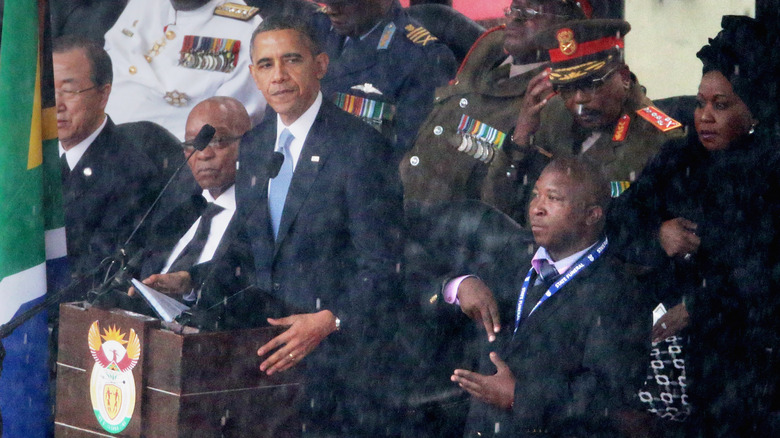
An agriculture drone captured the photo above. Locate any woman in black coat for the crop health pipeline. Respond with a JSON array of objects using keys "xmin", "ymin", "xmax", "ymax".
[{"xmin": 610, "ymin": 15, "xmax": 779, "ymax": 437}]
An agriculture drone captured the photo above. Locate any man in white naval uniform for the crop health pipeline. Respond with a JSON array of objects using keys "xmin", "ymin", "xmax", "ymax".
[{"xmin": 104, "ymin": 0, "xmax": 265, "ymax": 140}]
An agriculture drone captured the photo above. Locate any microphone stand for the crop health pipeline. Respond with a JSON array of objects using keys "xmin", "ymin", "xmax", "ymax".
[
  {"xmin": 86, "ymin": 124, "xmax": 216, "ymax": 307},
  {"xmin": 0, "ymin": 125, "xmax": 218, "ymax": 339}
]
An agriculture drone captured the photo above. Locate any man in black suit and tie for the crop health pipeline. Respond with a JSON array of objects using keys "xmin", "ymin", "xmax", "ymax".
[
  {"xmin": 130, "ymin": 96, "xmax": 252, "ymax": 311},
  {"xmin": 241, "ymin": 16, "xmax": 404, "ymax": 435},
  {"xmin": 447, "ymin": 157, "xmax": 649, "ymax": 437},
  {"xmin": 53, "ymin": 35, "xmax": 175, "ymax": 289}
]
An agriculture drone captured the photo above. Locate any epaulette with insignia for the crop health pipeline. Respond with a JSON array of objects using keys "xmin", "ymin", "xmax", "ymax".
[
  {"xmin": 334, "ymin": 92, "xmax": 395, "ymax": 130},
  {"xmin": 179, "ymin": 36, "xmax": 240, "ymax": 73},
  {"xmin": 610, "ymin": 181, "xmax": 631, "ymax": 197},
  {"xmin": 636, "ymin": 106, "xmax": 683, "ymax": 132},
  {"xmin": 451, "ymin": 114, "xmax": 507, "ymax": 164},
  {"xmin": 404, "ymin": 24, "xmax": 438, "ymax": 47},
  {"xmin": 214, "ymin": 2, "xmax": 259, "ymax": 21},
  {"xmin": 377, "ymin": 23, "xmax": 396, "ymax": 50},
  {"xmin": 612, "ymin": 114, "xmax": 631, "ymax": 142}
]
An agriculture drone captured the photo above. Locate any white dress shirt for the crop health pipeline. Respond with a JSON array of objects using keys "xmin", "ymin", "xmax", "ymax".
[
  {"xmin": 161, "ymin": 184, "xmax": 236, "ymax": 274},
  {"xmin": 58, "ymin": 116, "xmax": 108, "ymax": 169},
  {"xmin": 273, "ymin": 91, "xmax": 323, "ymax": 171}
]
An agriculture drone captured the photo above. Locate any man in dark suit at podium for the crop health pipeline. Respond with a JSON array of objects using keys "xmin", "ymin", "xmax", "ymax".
[
  {"xmin": 241, "ymin": 16, "xmax": 404, "ymax": 435},
  {"xmin": 132, "ymin": 96, "xmax": 252, "ymax": 310},
  {"xmin": 146, "ymin": 16, "xmax": 404, "ymax": 434}
]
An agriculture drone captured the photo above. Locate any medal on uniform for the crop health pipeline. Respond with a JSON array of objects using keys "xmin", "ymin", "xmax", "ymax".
[
  {"xmin": 178, "ymin": 35, "xmax": 241, "ymax": 73},
  {"xmin": 452, "ymin": 114, "xmax": 507, "ymax": 164}
]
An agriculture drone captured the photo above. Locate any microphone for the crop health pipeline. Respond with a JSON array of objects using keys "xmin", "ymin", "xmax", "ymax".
[
  {"xmin": 121, "ymin": 124, "xmax": 216, "ymax": 250},
  {"xmin": 268, "ymin": 152, "xmax": 285, "ymax": 178},
  {"xmin": 87, "ymin": 124, "xmax": 217, "ymax": 306},
  {"xmin": 191, "ymin": 124, "xmax": 216, "ymax": 151}
]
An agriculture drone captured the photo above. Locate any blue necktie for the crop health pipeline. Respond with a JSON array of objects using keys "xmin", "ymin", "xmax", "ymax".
[{"xmin": 269, "ymin": 128, "xmax": 294, "ymax": 239}]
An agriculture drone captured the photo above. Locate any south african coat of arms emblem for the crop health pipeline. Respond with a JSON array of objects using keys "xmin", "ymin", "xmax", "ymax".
[{"xmin": 87, "ymin": 321, "xmax": 140, "ymax": 434}]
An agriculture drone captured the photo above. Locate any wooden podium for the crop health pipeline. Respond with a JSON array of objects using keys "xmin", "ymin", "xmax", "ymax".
[{"xmin": 54, "ymin": 302, "xmax": 303, "ymax": 437}]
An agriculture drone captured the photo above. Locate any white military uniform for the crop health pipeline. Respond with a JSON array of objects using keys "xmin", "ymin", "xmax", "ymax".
[{"xmin": 104, "ymin": 0, "xmax": 265, "ymax": 140}]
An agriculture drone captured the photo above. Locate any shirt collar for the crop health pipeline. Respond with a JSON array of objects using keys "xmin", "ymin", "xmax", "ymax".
[
  {"xmin": 202, "ymin": 184, "xmax": 236, "ymax": 211},
  {"xmin": 275, "ymin": 91, "xmax": 322, "ymax": 149},
  {"xmin": 501, "ymin": 56, "xmax": 546, "ymax": 79},
  {"xmin": 58, "ymin": 116, "xmax": 108, "ymax": 170},
  {"xmin": 531, "ymin": 239, "xmax": 603, "ymax": 277}
]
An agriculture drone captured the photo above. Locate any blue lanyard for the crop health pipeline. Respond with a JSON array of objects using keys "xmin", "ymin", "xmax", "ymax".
[{"xmin": 514, "ymin": 238, "xmax": 609, "ymax": 334}]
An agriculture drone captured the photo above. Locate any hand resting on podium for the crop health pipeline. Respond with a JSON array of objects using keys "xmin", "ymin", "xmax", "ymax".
[{"xmin": 256, "ymin": 310, "xmax": 339, "ymax": 376}]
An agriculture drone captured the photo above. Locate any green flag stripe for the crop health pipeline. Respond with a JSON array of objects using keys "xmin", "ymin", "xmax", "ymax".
[{"xmin": 0, "ymin": 0, "xmax": 46, "ymax": 279}]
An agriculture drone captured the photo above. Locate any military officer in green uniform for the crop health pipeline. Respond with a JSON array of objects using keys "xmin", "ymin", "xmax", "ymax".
[
  {"xmin": 513, "ymin": 19, "xmax": 685, "ymax": 199},
  {"xmin": 400, "ymin": 0, "xmax": 586, "ymax": 223}
]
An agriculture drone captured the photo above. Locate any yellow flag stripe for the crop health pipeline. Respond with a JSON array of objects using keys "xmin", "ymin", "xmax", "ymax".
[{"xmin": 27, "ymin": 49, "xmax": 43, "ymax": 170}]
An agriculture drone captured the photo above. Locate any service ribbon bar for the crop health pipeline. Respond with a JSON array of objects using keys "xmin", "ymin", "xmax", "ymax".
[
  {"xmin": 334, "ymin": 93, "xmax": 394, "ymax": 122},
  {"xmin": 457, "ymin": 114, "xmax": 506, "ymax": 149},
  {"xmin": 610, "ymin": 180, "xmax": 631, "ymax": 198}
]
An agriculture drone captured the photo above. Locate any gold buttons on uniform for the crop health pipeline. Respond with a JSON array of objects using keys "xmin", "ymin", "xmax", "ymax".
[{"xmin": 129, "ymin": 66, "xmax": 137, "ymax": 74}]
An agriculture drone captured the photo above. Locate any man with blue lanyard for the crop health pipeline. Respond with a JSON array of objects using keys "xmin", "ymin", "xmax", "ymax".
[{"xmin": 445, "ymin": 157, "xmax": 649, "ymax": 436}]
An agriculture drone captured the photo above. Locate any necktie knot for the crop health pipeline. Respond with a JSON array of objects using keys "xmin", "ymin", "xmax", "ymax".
[
  {"xmin": 197, "ymin": 202, "xmax": 224, "ymax": 236},
  {"xmin": 537, "ymin": 260, "xmax": 559, "ymax": 285},
  {"xmin": 278, "ymin": 128, "xmax": 295, "ymax": 154}
]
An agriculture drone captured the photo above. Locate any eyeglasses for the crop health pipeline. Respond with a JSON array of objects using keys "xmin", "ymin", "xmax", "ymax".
[
  {"xmin": 55, "ymin": 84, "xmax": 101, "ymax": 100},
  {"xmin": 552, "ymin": 67, "xmax": 620, "ymax": 99},
  {"xmin": 503, "ymin": 6, "xmax": 567, "ymax": 22},
  {"xmin": 182, "ymin": 135, "xmax": 242, "ymax": 153}
]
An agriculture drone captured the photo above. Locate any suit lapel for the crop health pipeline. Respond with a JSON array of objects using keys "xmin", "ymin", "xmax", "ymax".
[
  {"xmin": 234, "ymin": 118, "xmax": 278, "ymax": 262},
  {"xmin": 582, "ymin": 129, "xmax": 619, "ymax": 167},
  {"xmin": 65, "ymin": 120, "xmax": 112, "ymax": 192},
  {"xmin": 503, "ymin": 258, "xmax": 601, "ymax": 356},
  {"xmin": 274, "ymin": 105, "xmax": 333, "ymax": 251}
]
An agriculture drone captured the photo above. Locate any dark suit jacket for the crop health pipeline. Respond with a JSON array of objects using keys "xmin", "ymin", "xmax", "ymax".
[
  {"xmin": 463, "ymin": 245, "xmax": 650, "ymax": 437},
  {"xmin": 50, "ymin": 0, "xmax": 127, "ymax": 45},
  {"xmin": 232, "ymin": 99, "xmax": 404, "ymax": 387},
  {"xmin": 62, "ymin": 117, "xmax": 160, "ymax": 286},
  {"xmin": 137, "ymin": 185, "xmax": 251, "ymax": 311},
  {"xmin": 316, "ymin": 0, "xmax": 457, "ymax": 155}
]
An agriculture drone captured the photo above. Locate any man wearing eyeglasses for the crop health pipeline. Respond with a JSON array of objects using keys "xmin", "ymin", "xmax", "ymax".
[
  {"xmin": 400, "ymin": 0, "xmax": 587, "ymax": 225},
  {"xmin": 54, "ymin": 35, "xmax": 167, "ymax": 286},
  {"xmin": 129, "ymin": 96, "xmax": 252, "ymax": 309},
  {"xmin": 512, "ymin": 19, "xmax": 685, "ymax": 198}
]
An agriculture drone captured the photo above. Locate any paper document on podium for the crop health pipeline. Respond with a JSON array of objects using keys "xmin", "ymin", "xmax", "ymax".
[{"xmin": 131, "ymin": 278, "xmax": 190, "ymax": 322}]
